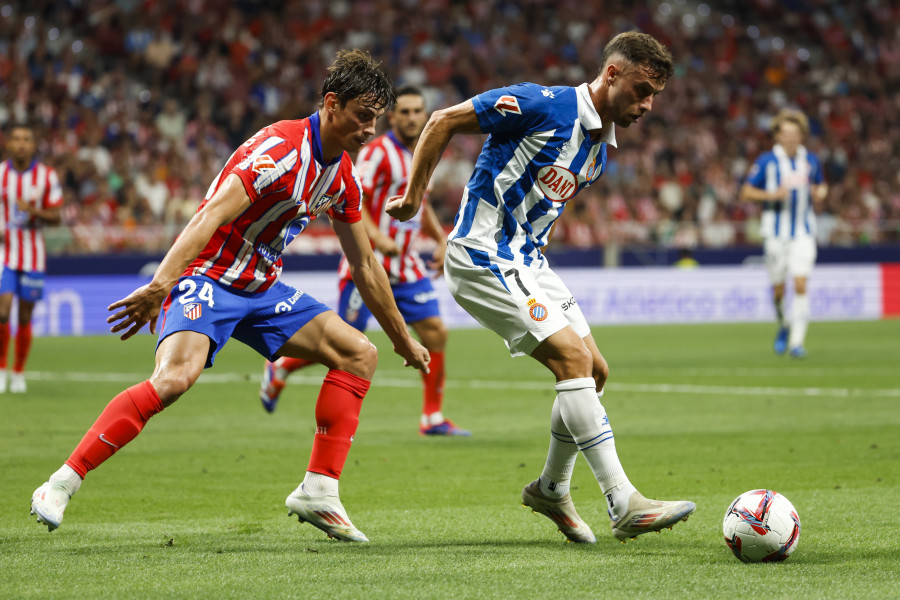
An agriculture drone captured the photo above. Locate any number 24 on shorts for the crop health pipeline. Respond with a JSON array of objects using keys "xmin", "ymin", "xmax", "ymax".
[{"xmin": 177, "ymin": 279, "xmax": 215, "ymax": 308}]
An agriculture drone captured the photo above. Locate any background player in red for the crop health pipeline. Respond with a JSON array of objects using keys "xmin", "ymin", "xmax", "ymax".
[
  {"xmin": 29, "ymin": 50, "xmax": 429, "ymax": 543},
  {"xmin": 259, "ymin": 86, "xmax": 469, "ymax": 436},
  {"xmin": 0, "ymin": 123, "xmax": 63, "ymax": 393}
]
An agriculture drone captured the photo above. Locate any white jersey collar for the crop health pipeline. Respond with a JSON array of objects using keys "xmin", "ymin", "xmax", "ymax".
[{"xmin": 576, "ymin": 83, "xmax": 616, "ymax": 147}]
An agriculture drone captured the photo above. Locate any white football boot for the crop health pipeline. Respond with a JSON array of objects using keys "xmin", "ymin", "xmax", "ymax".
[
  {"xmin": 286, "ymin": 484, "xmax": 369, "ymax": 542},
  {"xmin": 31, "ymin": 481, "xmax": 74, "ymax": 531},
  {"xmin": 610, "ymin": 491, "xmax": 695, "ymax": 541},
  {"xmin": 521, "ymin": 479, "xmax": 596, "ymax": 543},
  {"xmin": 10, "ymin": 371, "xmax": 26, "ymax": 393}
]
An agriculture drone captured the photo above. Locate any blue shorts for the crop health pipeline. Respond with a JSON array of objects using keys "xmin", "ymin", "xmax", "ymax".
[
  {"xmin": 338, "ymin": 277, "xmax": 440, "ymax": 332},
  {"xmin": 157, "ymin": 275, "xmax": 331, "ymax": 368},
  {"xmin": 0, "ymin": 268, "xmax": 45, "ymax": 302}
]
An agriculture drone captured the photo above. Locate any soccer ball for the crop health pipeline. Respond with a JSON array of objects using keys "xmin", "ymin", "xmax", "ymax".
[{"xmin": 722, "ymin": 489, "xmax": 801, "ymax": 563}]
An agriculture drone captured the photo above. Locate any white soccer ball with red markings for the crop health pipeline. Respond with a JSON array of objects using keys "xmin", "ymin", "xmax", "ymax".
[{"xmin": 722, "ymin": 489, "xmax": 801, "ymax": 563}]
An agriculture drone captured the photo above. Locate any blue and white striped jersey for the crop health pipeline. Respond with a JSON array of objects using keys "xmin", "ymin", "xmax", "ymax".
[
  {"xmin": 449, "ymin": 82, "xmax": 616, "ymax": 266},
  {"xmin": 745, "ymin": 144, "xmax": 824, "ymax": 241}
]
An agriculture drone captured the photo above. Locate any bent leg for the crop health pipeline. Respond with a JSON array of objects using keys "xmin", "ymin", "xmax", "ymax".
[{"xmin": 66, "ymin": 331, "xmax": 209, "ymax": 478}]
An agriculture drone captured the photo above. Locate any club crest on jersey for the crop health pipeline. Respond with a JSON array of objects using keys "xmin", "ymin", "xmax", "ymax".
[
  {"xmin": 308, "ymin": 194, "xmax": 334, "ymax": 216},
  {"xmin": 536, "ymin": 165, "xmax": 578, "ymax": 202},
  {"xmin": 586, "ymin": 156, "xmax": 598, "ymax": 180},
  {"xmin": 494, "ymin": 95, "xmax": 522, "ymax": 116},
  {"xmin": 527, "ymin": 298, "xmax": 548, "ymax": 322},
  {"xmin": 183, "ymin": 303, "xmax": 202, "ymax": 321},
  {"xmin": 251, "ymin": 154, "xmax": 277, "ymax": 175}
]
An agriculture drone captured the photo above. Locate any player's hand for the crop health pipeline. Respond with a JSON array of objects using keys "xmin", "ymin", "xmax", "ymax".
[
  {"xmin": 395, "ymin": 336, "xmax": 431, "ymax": 374},
  {"xmin": 385, "ymin": 194, "xmax": 420, "ymax": 222},
  {"xmin": 428, "ymin": 244, "xmax": 446, "ymax": 278},
  {"xmin": 107, "ymin": 283, "xmax": 166, "ymax": 340},
  {"xmin": 16, "ymin": 200, "xmax": 33, "ymax": 214},
  {"xmin": 374, "ymin": 235, "xmax": 400, "ymax": 256}
]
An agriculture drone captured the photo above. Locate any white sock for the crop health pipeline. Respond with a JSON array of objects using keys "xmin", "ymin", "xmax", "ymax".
[
  {"xmin": 302, "ymin": 471, "xmax": 339, "ymax": 497},
  {"xmin": 789, "ymin": 293, "xmax": 810, "ymax": 349},
  {"xmin": 421, "ymin": 411, "xmax": 444, "ymax": 427},
  {"xmin": 556, "ymin": 378, "xmax": 636, "ymax": 521},
  {"xmin": 538, "ymin": 397, "xmax": 577, "ymax": 499},
  {"xmin": 49, "ymin": 464, "xmax": 82, "ymax": 497}
]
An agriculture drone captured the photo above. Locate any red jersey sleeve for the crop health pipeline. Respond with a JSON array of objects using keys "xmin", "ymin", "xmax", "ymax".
[
  {"xmin": 229, "ymin": 134, "xmax": 300, "ymax": 205},
  {"xmin": 327, "ymin": 157, "xmax": 362, "ymax": 224}
]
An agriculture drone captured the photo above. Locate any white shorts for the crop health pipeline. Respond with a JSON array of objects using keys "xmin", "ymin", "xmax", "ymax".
[
  {"xmin": 764, "ymin": 237, "xmax": 817, "ymax": 284},
  {"xmin": 444, "ymin": 242, "xmax": 591, "ymax": 357}
]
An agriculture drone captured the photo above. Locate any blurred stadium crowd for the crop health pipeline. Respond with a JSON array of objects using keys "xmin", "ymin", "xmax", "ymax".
[{"xmin": 0, "ymin": 0, "xmax": 898, "ymax": 255}]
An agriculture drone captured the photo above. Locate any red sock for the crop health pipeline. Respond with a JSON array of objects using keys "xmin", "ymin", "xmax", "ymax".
[
  {"xmin": 0, "ymin": 321, "xmax": 9, "ymax": 369},
  {"xmin": 65, "ymin": 381, "xmax": 164, "ymax": 478},
  {"xmin": 307, "ymin": 370, "xmax": 370, "ymax": 479},
  {"xmin": 13, "ymin": 323, "xmax": 32, "ymax": 372},
  {"xmin": 277, "ymin": 357, "xmax": 314, "ymax": 373},
  {"xmin": 421, "ymin": 350, "xmax": 445, "ymax": 417}
]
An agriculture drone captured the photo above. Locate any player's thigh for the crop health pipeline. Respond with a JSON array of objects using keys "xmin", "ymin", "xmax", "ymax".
[
  {"xmin": 151, "ymin": 330, "xmax": 211, "ymax": 405},
  {"xmin": 445, "ymin": 244, "xmax": 569, "ymax": 357},
  {"xmin": 787, "ymin": 237, "xmax": 816, "ymax": 279},
  {"xmin": 0, "ymin": 292, "xmax": 13, "ymax": 318},
  {"xmin": 276, "ymin": 310, "xmax": 377, "ymax": 378},
  {"xmin": 409, "ymin": 316, "xmax": 447, "ymax": 351},
  {"xmin": 764, "ymin": 238, "xmax": 788, "ymax": 285},
  {"xmin": 337, "ymin": 278, "xmax": 371, "ymax": 332}
]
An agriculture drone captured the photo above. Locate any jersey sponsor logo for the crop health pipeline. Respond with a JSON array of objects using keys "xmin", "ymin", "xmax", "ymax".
[
  {"xmin": 282, "ymin": 215, "xmax": 311, "ymax": 249},
  {"xmin": 494, "ymin": 95, "xmax": 522, "ymax": 116},
  {"xmin": 256, "ymin": 242, "xmax": 281, "ymax": 263},
  {"xmin": 183, "ymin": 302, "xmax": 202, "ymax": 320},
  {"xmin": 561, "ymin": 296, "xmax": 577, "ymax": 311},
  {"xmin": 251, "ymin": 154, "xmax": 278, "ymax": 175},
  {"xmin": 527, "ymin": 298, "xmax": 548, "ymax": 321},
  {"xmin": 541, "ymin": 88, "xmax": 556, "ymax": 99},
  {"xmin": 536, "ymin": 166, "xmax": 578, "ymax": 202}
]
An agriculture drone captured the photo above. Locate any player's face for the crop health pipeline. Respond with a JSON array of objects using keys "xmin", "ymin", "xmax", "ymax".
[
  {"xmin": 6, "ymin": 127, "xmax": 36, "ymax": 164},
  {"xmin": 606, "ymin": 63, "xmax": 666, "ymax": 128},
  {"xmin": 775, "ymin": 121, "xmax": 803, "ymax": 155},
  {"xmin": 330, "ymin": 96, "xmax": 385, "ymax": 153},
  {"xmin": 388, "ymin": 94, "xmax": 427, "ymax": 145}
]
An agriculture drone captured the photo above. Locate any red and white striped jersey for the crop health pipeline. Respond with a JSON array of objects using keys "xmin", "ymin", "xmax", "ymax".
[
  {"xmin": 187, "ymin": 113, "xmax": 361, "ymax": 293},
  {"xmin": 0, "ymin": 159, "xmax": 63, "ymax": 273},
  {"xmin": 338, "ymin": 131, "xmax": 426, "ymax": 284}
]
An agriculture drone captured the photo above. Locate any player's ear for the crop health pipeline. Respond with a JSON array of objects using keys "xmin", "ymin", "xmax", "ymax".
[{"xmin": 323, "ymin": 92, "xmax": 339, "ymax": 115}]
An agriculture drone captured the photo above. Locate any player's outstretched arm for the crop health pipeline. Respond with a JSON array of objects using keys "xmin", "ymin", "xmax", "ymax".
[
  {"xmin": 107, "ymin": 174, "xmax": 251, "ymax": 340},
  {"xmin": 739, "ymin": 182, "xmax": 787, "ymax": 203},
  {"xmin": 385, "ymin": 100, "xmax": 481, "ymax": 222},
  {"xmin": 333, "ymin": 218, "xmax": 430, "ymax": 373},
  {"xmin": 421, "ymin": 202, "xmax": 447, "ymax": 276}
]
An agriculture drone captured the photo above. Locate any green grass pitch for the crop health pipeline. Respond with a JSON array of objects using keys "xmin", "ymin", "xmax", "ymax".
[{"xmin": 2, "ymin": 320, "xmax": 898, "ymax": 599}]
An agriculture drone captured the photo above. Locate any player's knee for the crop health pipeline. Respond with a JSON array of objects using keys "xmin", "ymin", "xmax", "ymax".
[
  {"xmin": 149, "ymin": 369, "xmax": 197, "ymax": 406},
  {"xmin": 339, "ymin": 334, "xmax": 378, "ymax": 380},
  {"xmin": 555, "ymin": 343, "xmax": 593, "ymax": 379},
  {"xmin": 593, "ymin": 357, "xmax": 610, "ymax": 389}
]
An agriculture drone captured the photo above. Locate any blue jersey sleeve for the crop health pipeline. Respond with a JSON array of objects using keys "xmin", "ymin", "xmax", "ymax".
[
  {"xmin": 808, "ymin": 153, "xmax": 824, "ymax": 185},
  {"xmin": 472, "ymin": 83, "xmax": 561, "ymax": 136},
  {"xmin": 745, "ymin": 154, "xmax": 771, "ymax": 189}
]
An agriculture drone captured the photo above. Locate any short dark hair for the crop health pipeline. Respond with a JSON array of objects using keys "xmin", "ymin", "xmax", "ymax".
[
  {"xmin": 600, "ymin": 31, "xmax": 674, "ymax": 83},
  {"xmin": 321, "ymin": 49, "xmax": 395, "ymax": 111},
  {"xmin": 394, "ymin": 85, "xmax": 424, "ymax": 99},
  {"xmin": 4, "ymin": 121, "xmax": 34, "ymax": 136}
]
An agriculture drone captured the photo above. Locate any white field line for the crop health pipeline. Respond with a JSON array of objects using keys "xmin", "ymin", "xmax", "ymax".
[{"xmin": 26, "ymin": 371, "xmax": 900, "ymax": 398}]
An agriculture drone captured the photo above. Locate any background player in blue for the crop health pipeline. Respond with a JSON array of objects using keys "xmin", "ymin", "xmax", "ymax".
[
  {"xmin": 741, "ymin": 109, "xmax": 827, "ymax": 358},
  {"xmin": 387, "ymin": 32, "xmax": 695, "ymax": 544}
]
